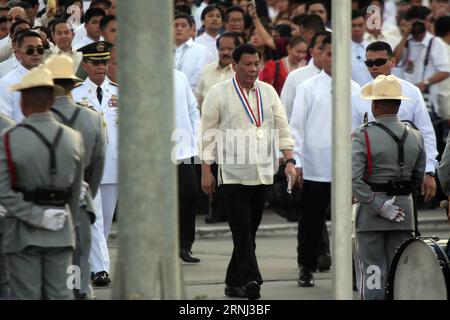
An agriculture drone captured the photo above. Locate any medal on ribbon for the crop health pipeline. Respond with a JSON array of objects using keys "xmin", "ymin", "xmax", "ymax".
[{"xmin": 232, "ymin": 77, "xmax": 264, "ymax": 139}]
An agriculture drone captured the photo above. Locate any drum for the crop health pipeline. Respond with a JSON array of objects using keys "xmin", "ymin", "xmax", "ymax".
[{"xmin": 385, "ymin": 237, "xmax": 450, "ymax": 300}]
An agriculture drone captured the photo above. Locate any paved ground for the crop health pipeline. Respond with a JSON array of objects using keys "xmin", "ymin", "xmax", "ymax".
[{"xmin": 95, "ymin": 207, "xmax": 449, "ymax": 300}]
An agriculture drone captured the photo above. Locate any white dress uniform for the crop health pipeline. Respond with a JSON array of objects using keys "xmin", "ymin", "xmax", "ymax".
[
  {"xmin": 72, "ymin": 76, "xmax": 118, "ymax": 274},
  {"xmin": 352, "ymin": 77, "xmax": 438, "ymax": 173},
  {"xmin": 0, "ymin": 64, "xmax": 29, "ymax": 122},
  {"xmin": 73, "ymin": 35, "xmax": 104, "ymax": 51}
]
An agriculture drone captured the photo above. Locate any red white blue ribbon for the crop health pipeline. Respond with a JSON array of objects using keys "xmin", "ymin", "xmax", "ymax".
[{"xmin": 232, "ymin": 77, "xmax": 264, "ymax": 127}]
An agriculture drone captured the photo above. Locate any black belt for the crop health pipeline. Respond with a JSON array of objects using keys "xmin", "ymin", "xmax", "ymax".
[
  {"xmin": 367, "ymin": 180, "xmax": 413, "ymax": 196},
  {"xmin": 367, "ymin": 183, "xmax": 391, "ymax": 192},
  {"xmin": 15, "ymin": 187, "xmax": 72, "ymax": 206}
]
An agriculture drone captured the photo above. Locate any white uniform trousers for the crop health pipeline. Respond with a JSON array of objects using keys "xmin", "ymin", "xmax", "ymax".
[
  {"xmin": 100, "ymin": 183, "xmax": 118, "ymax": 240},
  {"xmin": 89, "ymin": 188, "xmax": 110, "ymax": 273}
]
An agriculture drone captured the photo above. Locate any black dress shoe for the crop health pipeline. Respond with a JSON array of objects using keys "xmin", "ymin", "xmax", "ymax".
[
  {"xmin": 91, "ymin": 271, "xmax": 111, "ymax": 287},
  {"xmin": 224, "ymin": 285, "xmax": 246, "ymax": 298},
  {"xmin": 245, "ymin": 280, "xmax": 261, "ymax": 300},
  {"xmin": 180, "ymin": 249, "xmax": 200, "ymax": 263},
  {"xmin": 298, "ymin": 267, "xmax": 314, "ymax": 287},
  {"xmin": 317, "ymin": 254, "xmax": 331, "ymax": 272}
]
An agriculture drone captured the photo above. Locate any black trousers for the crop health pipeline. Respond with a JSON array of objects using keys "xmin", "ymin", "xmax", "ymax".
[
  {"xmin": 221, "ymin": 184, "xmax": 266, "ymax": 287},
  {"xmin": 178, "ymin": 162, "xmax": 198, "ymax": 251},
  {"xmin": 298, "ymin": 180, "xmax": 331, "ymax": 270}
]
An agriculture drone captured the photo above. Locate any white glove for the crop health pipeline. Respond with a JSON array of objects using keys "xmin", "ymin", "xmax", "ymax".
[
  {"xmin": 40, "ymin": 208, "xmax": 68, "ymax": 231},
  {"xmin": 80, "ymin": 181, "xmax": 89, "ymax": 201},
  {"xmin": 378, "ymin": 196, "xmax": 405, "ymax": 222},
  {"xmin": 0, "ymin": 205, "xmax": 7, "ymax": 219}
]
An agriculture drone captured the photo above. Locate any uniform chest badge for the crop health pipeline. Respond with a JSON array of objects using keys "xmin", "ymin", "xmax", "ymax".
[{"xmin": 108, "ymin": 95, "xmax": 118, "ymax": 108}]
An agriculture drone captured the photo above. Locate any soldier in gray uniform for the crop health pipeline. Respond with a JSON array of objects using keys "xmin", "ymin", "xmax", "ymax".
[
  {"xmin": 352, "ymin": 75, "xmax": 426, "ymax": 300},
  {"xmin": 0, "ymin": 66, "xmax": 84, "ymax": 300},
  {"xmin": 0, "ymin": 114, "xmax": 15, "ymax": 299},
  {"xmin": 45, "ymin": 55, "xmax": 106, "ymax": 299}
]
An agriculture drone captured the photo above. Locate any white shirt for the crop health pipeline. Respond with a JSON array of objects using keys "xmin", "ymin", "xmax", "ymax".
[
  {"xmin": 398, "ymin": 32, "xmax": 450, "ymax": 113},
  {"xmin": 73, "ymin": 35, "xmax": 104, "ymax": 51},
  {"xmin": 352, "ymin": 77, "xmax": 438, "ymax": 172},
  {"xmin": 280, "ymin": 62, "xmax": 321, "ymax": 121},
  {"xmin": 0, "ymin": 55, "xmax": 19, "ymax": 79},
  {"xmin": 290, "ymin": 70, "xmax": 360, "ymax": 182},
  {"xmin": 72, "ymin": 77, "xmax": 119, "ymax": 184},
  {"xmin": 364, "ymin": 25, "xmax": 401, "ymax": 50},
  {"xmin": 72, "ymin": 23, "xmax": 87, "ymax": 48},
  {"xmin": 174, "ymin": 38, "xmax": 209, "ymax": 92},
  {"xmin": 195, "ymin": 61, "xmax": 234, "ymax": 106},
  {"xmin": 173, "ymin": 69, "xmax": 200, "ymax": 161},
  {"xmin": 194, "ymin": 1, "xmax": 208, "ymax": 31},
  {"xmin": 351, "ymin": 40, "xmax": 373, "ymax": 86},
  {"xmin": 194, "ymin": 32, "xmax": 219, "ymax": 64},
  {"xmin": 0, "ymin": 64, "xmax": 29, "ymax": 122}
]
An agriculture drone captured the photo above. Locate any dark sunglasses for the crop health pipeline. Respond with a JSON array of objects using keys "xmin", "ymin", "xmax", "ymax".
[
  {"xmin": 364, "ymin": 58, "xmax": 389, "ymax": 67},
  {"xmin": 24, "ymin": 47, "xmax": 45, "ymax": 55}
]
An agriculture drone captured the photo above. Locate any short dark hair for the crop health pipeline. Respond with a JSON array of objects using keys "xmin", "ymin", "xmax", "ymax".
[
  {"xmin": 13, "ymin": 28, "xmax": 29, "ymax": 43},
  {"xmin": 216, "ymin": 31, "xmax": 240, "ymax": 50},
  {"xmin": 0, "ymin": 16, "xmax": 7, "ymax": 24},
  {"xmin": 273, "ymin": 24, "xmax": 292, "ymax": 38},
  {"xmin": 50, "ymin": 18, "xmax": 66, "ymax": 33},
  {"xmin": 435, "ymin": 16, "xmax": 450, "ymax": 38},
  {"xmin": 366, "ymin": 41, "xmax": 393, "ymax": 57},
  {"xmin": 375, "ymin": 99, "xmax": 401, "ymax": 109},
  {"xmin": 291, "ymin": 14, "xmax": 307, "ymax": 27},
  {"xmin": 310, "ymin": 30, "xmax": 331, "ymax": 49},
  {"xmin": 84, "ymin": 7, "xmax": 106, "ymax": 24},
  {"xmin": 90, "ymin": 0, "xmax": 111, "ymax": 8},
  {"xmin": 352, "ymin": 9, "xmax": 364, "ymax": 21},
  {"xmin": 175, "ymin": 4, "xmax": 192, "ymax": 16},
  {"xmin": 225, "ymin": 6, "xmax": 245, "ymax": 22},
  {"xmin": 100, "ymin": 14, "xmax": 115, "ymax": 31},
  {"xmin": 306, "ymin": 0, "xmax": 328, "ymax": 14},
  {"xmin": 32, "ymin": 25, "xmax": 51, "ymax": 39},
  {"xmin": 17, "ymin": 29, "xmax": 41, "ymax": 47},
  {"xmin": 405, "ymin": 5, "xmax": 431, "ymax": 21},
  {"xmin": 300, "ymin": 14, "xmax": 326, "ymax": 33},
  {"xmin": 23, "ymin": 0, "xmax": 39, "ymax": 6},
  {"xmin": 232, "ymin": 43, "xmax": 259, "ymax": 63},
  {"xmin": 201, "ymin": 4, "xmax": 225, "ymax": 21},
  {"xmin": 174, "ymin": 12, "xmax": 194, "ymax": 28},
  {"xmin": 320, "ymin": 34, "xmax": 332, "ymax": 49}
]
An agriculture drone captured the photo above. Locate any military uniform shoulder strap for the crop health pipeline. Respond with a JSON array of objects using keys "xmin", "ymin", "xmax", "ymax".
[
  {"xmin": 51, "ymin": 107, "xmax": 82, "ymax": 128},
  {"xmin": 108, "ymin": 80, "xmax": 118, "ymax": 87},
  {"xmin": 17, "ymin": 124, "xmax": 64, "ymax": 176},
  {"xmin": 76, "ymin": 101, "xmax": 96, "ymax": 112},
  {"xmin": 361, "ymin": 121, "xmax": 376, "ymax": 131},
  {"xmin": 373, "ymin": 122, "xmax": 409, "ymax": 167},
  {"xmin": 401, "ymin": 119, "xmax": 419, "ymax": 130}
]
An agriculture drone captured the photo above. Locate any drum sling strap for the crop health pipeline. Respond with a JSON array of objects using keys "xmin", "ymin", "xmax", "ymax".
[
  {"xmin": 51, "ymin": 107, "xmax": 81, "ymax": 128},
  {"xmin": 374, "ymin": 123, "xmax": 409, "ymax": 167}
]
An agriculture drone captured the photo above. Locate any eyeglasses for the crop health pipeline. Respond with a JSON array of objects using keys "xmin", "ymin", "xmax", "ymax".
[
  {"xmin": 364, "ymin": 58, "xmax": 388, "ymax": 67},
  {"xmin": 23, "ymin": 47, "xmax": 45, "ymax": 55}
]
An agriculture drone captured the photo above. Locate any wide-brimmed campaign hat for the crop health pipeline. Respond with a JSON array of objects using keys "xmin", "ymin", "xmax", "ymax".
[
  {"xmin": 360, "ymin": 75, "xmax": 411, "ymax": 101},
  {"xmin": 10, "ymin": 66, "xmax": 54, "ymax": 91},
  {"xmin": 44, "ymin": 55, "xmax": 82, "ymax": 81}
]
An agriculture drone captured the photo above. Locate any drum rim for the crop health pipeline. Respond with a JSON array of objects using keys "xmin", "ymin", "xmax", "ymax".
[{"xmin": 385, "ymin": 237, "xmax": 450, "ymax": 300}]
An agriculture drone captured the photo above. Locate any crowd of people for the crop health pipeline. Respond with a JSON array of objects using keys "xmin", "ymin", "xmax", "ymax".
[{"xmin": 0, "ymin": 0, "xmax": 449, "ymax": 301}]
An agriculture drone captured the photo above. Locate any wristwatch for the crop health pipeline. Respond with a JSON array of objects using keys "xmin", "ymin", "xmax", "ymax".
[
  {"xmin": 285, "ymin": 158, "xmax": 296, "ymax": 166},
  {"xmin": 424, "ymin": 79, "xmax": 430, "ymax": 89},
  {"xmin": 426, "ymin": 171, "xmax": 435, "ymax": 177}
]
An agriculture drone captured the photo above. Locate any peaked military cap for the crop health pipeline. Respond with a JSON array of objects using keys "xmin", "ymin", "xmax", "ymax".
[{"xmin": 77, "ymin": 41, "xmax": 113, "ymax": 62}]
